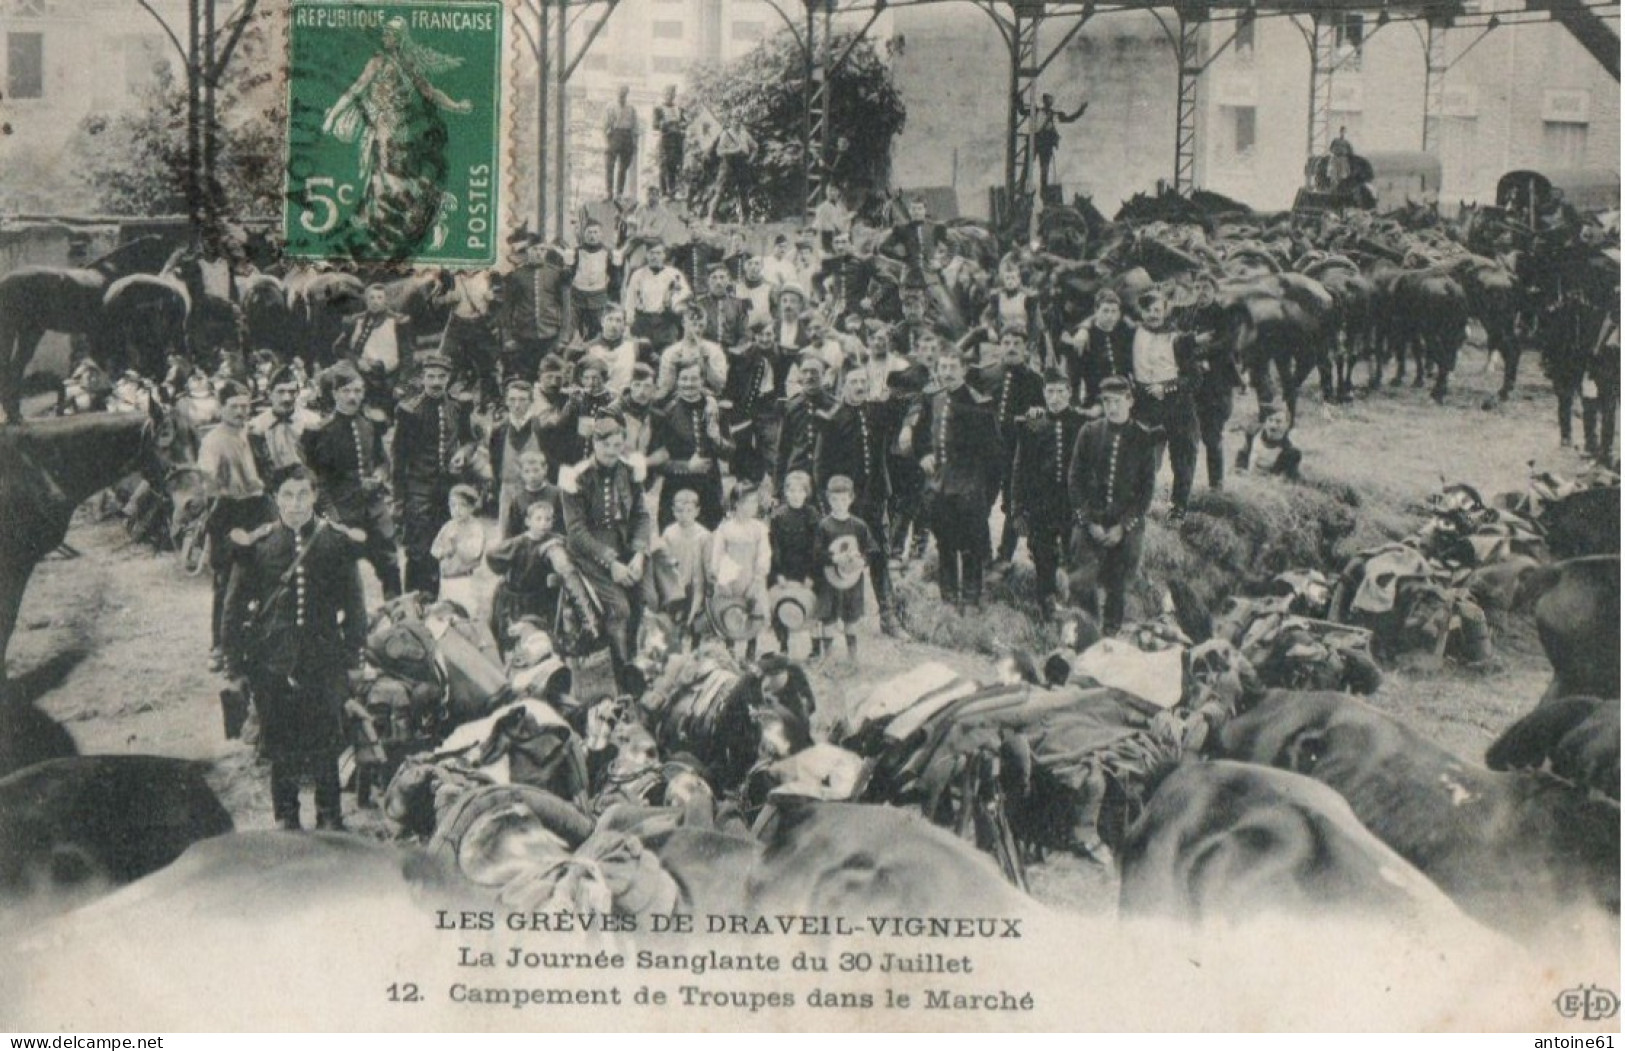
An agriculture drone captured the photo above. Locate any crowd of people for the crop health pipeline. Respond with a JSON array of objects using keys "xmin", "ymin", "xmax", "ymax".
[{"xmin": 183, "ymin": 191, "xmax": 1315, "ymax": 830}]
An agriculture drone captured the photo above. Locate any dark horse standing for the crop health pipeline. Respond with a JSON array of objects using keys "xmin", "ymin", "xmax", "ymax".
[
  {"xmin": 0, "ymin": 236, "xmax": 176, "ymax": 423},
  {"xmin": 0, "ymin": 408, "xmax": 167, "ymax": 715}
]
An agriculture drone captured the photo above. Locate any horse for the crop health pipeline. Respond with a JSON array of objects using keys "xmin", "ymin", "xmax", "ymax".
[
  {"xmin": 0, "ymin": 405, "xmax": 170, "ymax": 707},
  {"xmin": 0, "ymin": 235, "xmax": 174, "ymax": 423}
]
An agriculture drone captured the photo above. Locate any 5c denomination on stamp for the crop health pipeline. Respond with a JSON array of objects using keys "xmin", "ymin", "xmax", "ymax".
[{"xmin": 284, "ymin": 0, "xmax": 503, "ymax": 266}]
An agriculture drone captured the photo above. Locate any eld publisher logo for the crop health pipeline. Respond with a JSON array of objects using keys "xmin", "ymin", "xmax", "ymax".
[{"xmin": 1555, "ymin": 985, "xmax": 1620, "ymax": 1021}]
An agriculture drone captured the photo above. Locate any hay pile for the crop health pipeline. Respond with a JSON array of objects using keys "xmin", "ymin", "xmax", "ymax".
[{"xmin": 891, "ymin": 471, "xmax": 1420, "ymax": 660}]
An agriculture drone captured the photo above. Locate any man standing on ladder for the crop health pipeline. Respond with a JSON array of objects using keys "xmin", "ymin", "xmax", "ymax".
[{"xmin": 1021, "ymin": 93, "xmax": 1088, "ymax": 195}]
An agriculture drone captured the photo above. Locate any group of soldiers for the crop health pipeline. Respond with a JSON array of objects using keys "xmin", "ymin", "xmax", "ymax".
[{"xmin": 200, "ymin": 188, "xmax": 1279, "ymax": 830}]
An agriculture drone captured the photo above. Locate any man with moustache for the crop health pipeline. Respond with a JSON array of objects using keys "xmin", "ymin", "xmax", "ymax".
[
  {"xmin": 908, "ymin": 347, "xmax": 998, "ymax": 611},
  {"xmin": 1012, "ymin": 369, "xmax": 1089, "ymax": 620},
  {"xmin": 301, "ymin": 362, "xmax": 401, "ymax": 597},
  {"xmin": 812, "ymin": 367, "xmax": 904, "ymax": 636},
  {"xmin": 1067, "ymin": 376, "xmax": 1157, "ymax": 635},
  {"xmin": 391, "ymin": 353, "xmax": 472, "ymax": 596},
  {"xmin": 223, "ymin": 464, "xmax": 367, "ymax": 831}
]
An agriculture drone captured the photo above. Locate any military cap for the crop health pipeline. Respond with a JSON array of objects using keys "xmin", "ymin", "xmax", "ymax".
[
  {"xmin": 1100, "ymin": 376, "xmax": 1134, "ymax": 397},
  {"xmin": 1042, "ymin": 368, "xmax": 1070, "ymax": 386},
  {"xmin": 268, "ymin": 365, "xmax": 300, "ymax": 389},
  {"xmin": 503, "ymin": 376, "xmax": 534, "ymax": 394},
  {"xmin": 416, "ymin": 352, "xmax": 453, "ymax": 373}
]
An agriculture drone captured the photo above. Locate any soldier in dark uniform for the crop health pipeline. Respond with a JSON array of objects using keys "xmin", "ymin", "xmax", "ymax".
[
  {"xmin": 649, "ymin": 359, "xmax": 731, "ymax": 529},
  {"xmin": 1012, "ymin": 369, "xmax": 1088, "ymax": 620},
  {"xmin": 812, "ymin": 366, "xmax": 904, "ymax": 635},
  {"xmin": 571, "ymin": 357, "xmax": 622, "ymax": 429},
  {"xmin": 1068, "ymin": 289, "xmax": 1135, "ymax": 410},
  {"xmin": 391, "ymin": 353, "xmax": 472, "ymax": 596},
  {"xmin": 692, "ymin": 262, "xmax": 751, "ymax": 350},
  {"xmin": 532, "ymin": 355, "xmax": 582, "ymax": 482},
  {"xmin": 980, "ymin": 326, "xmax": 1046, "ymax": 569},
  {"xmin": 881, "ymin": 197, "xmax": 946, "ymax": 288},
  {"xmin": 300, "ymin": 362, "xmax": 401, "ymax": 597},
  {"xmin": 501, "ymin": 241, "xmax": 573, "ymax": 384},
  {"xmin": 774, "ymin": 354, "xmax": 833, "ymax": 495},
  {"xmin": 817, "ymin": 230, "xmax": 875, "ymax": 324},
  {"xmin": 222, "ymin": 465, "xmax": 368, "ymax": 831},
  {"xmin": 720, "ymin": 320, "xmax": 777, "ymax": 487},
  {"xmin": 561, "ymin": 416, "xmax": 653, "ymax": 691},
  {"xmin": 1067, "ymin": 376, "xmax": 1157, "ymax": 635},
  {"xmin": 910, "ymin": 347, "xmax": 998, "ymax": 610}
]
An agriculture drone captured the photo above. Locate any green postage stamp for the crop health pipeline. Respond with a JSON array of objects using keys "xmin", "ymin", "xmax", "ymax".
[{"xmin": 284, "ymin": 0, "xmax": 505, "ymax": 266}]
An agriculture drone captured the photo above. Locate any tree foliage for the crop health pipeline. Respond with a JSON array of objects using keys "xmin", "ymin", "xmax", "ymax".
[
  {"xmin": 66, "ymin": 10, "xmax": 285, "ymax": 219},
  {"xmin": 686, "ymin": 28, "xmax": 906, "ymax": 221}
]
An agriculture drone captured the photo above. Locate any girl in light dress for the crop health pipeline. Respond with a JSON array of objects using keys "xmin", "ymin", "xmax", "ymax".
[
  {"xmin": 431, "ymin": 484, "xmax": 490, "ymax": 621},
  {"xmin": 707, "ymin": 481, "xmax": 771, "ymax": 659}
]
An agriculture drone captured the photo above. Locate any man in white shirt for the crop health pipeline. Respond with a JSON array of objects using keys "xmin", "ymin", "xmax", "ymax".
[
  {"xmin": 335, "ymin": 284, "xmax": 413, "ymax": 418},
  {"xmin": 657, "ymin": 303, "xmax": 729, "ymax": 399},
  {"xmin": 760, "ymin": 234, "xmax": 797, "ymax": 288},
  {"xmin": 737, "ymin": 254, "xmax": 775, "ymax": 328},
  {"xmin": 622, "ymin": 240, "xmax": 690, "ymax": 351},
  {"xmin": 582, "ymin": 305, "xmax": 643, "ymax": 396},
  {"xmin": 566, "ymin": 217, "xmax": 623, "ymax": 341}
]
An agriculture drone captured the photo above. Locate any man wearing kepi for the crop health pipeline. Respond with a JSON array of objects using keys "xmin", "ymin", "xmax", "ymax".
[
  {"xmin": 1067, "ymin": 376, "xmax": 1156, "ymax": 636},
  {"xmin": 301, "ymin": 362, "xmax": 400, "ymax": 598},
  {"xmin": 909, "ymin": 347, "xmax": 997, "ymax": 612},
  {"xmin": 561, "ymin": 416, "xmax": 652, "ymax": 691},
  {"xmin": 1012, "ymin": 368, "xmax": 1088, "ymax": 622},
  {"xmin": 392, "ymin": 352, "xmax": 472, "ymax": 596},
  {"xmin": 223, "ymin": 464, "xmax": 367, "ymax": 832}
]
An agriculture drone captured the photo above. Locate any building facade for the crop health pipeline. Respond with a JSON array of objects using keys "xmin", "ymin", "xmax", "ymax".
[{"xmin": 888, "ymin": 0, "xmax": 1619, "ymax": 214}]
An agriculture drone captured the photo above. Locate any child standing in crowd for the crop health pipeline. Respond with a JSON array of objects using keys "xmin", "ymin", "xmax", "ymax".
[
  {"xmin": 709, "ymin": 481, "xmax": 772, "ymax": 659},
  {"xmin": 653, "ymin": 488, "xmax": 712, "ymax": 645},
  {"xmin": 503, "ymin": 449, "xmax": 561, "ymax": 540},
  {"xmin": 769, "ymin": 470, "xmax": 820, "ymax": 655},
  {"xmin": 814, "ymin": 474, "xmax": 878, "ymax": 665},
  {"xmin": 487, "ymin": 500, "xmax": 596, "ymax": 655},
  {"xmin": 430, "ymin": 484, "xmax": 488, "ymax": 618}
]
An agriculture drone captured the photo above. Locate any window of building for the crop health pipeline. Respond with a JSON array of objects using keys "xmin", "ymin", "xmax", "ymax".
[
  {"xmin": 7, "ymin": 32, "xmax": 43, "ymax": 99},
  {"xmin": 731, "ymin": 20, "xmax": 764, "ymax": 41},
  {"xmin": 1332, "ymin": 12, "xmax": 1364, "ymax": 69},
  {"xmin": 1543, "ymin": 121, "xmax": 1589, "ymax": 167},
  {"xmin": 1233, "ymin": 105, "xmax": 1257, "ymax": 155},
  {"xmin": 651, "ymin": 20, "xmax": 684, "ymax": 39},
  {"xmin": 652, "ymin": 55, "xmax": 686, "ymax": 73},
  {"xmin": 1233, "ymin": 14, "xmax": 1255, "ymax": 55}
]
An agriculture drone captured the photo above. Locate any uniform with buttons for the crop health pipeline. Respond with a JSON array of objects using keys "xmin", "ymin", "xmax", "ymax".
[
  {"xmin": 222, "ymin": 517, "xmax": 367, "ymax": 828},
  {"xmin": 392, "ymin": 390, "xmax": 473, "ymax": 595},
  {"xmin": 300, "ymin": 408, "xmax": 400, "ymax": 597},
  {"xmin": 1066, "ymin": 414, "xmax": 1158, "ymax": 634},
  {"xmin": 913, "ymin": 382, "xmax": 998, "ymax": 607},
  {"xmin": 1013, "ymin": 404, "xmax": 1089, "ymax": 614},
  {"xmin": 560, "ymin": 452, "xmax": 652, "ymax": 684}
]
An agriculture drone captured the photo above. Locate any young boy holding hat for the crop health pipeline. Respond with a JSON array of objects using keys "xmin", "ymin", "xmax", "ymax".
[{"xmin": 813, "ymin": 474, "xmax": 879, "ymax": 665}]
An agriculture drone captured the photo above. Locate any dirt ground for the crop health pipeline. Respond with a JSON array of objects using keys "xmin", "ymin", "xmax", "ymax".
[{"xmin": 5, "ymin": 350, "xmax": 1589, "ymax": 914}]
